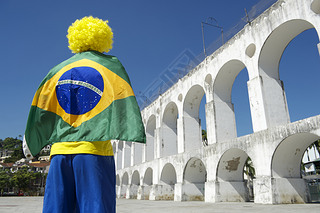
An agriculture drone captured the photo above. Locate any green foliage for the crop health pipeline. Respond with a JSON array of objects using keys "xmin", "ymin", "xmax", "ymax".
[
  {"xmin": 244, "ymin": 157, "xmax": 255, "ymax": 181},
  {"xmin": 202, "ymin": 129, "xmax": 208, "ymax": 146},
  {"xmin": 1, "ymin": 137, "xmax": 50, "ymax": 163},
  {"xmin": 0, "ymin": 169, "xmax": 12, "ymax": 191},
  {"xmin": 0, "ymin": 137, "xmax": 22, "ymax": 150},
  {"xmin": 4, "ymin": 147, "xmax": 24, "ymax": 163},
  {"xmin": 0, "ymin": 167, "xmax": 46, "ymax": 195},
  {"xmin": 11, "ymin": 167, "xmax": 37, "ymax": 192}
]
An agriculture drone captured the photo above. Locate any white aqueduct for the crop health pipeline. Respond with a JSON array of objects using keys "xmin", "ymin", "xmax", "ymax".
[{"xmin": 112, "ymin": 0, "xmax": 320, "ymax": 204}]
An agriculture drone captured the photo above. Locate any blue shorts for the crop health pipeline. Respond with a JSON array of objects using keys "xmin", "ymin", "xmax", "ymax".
[{"xmin": 43, "ymin": 154, "xmax": 115, "ymax": 213}]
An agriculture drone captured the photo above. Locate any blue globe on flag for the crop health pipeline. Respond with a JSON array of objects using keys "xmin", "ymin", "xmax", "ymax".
[{"xmin": 56, "ymin": 67, "xmax": 104, "ymax": 115}]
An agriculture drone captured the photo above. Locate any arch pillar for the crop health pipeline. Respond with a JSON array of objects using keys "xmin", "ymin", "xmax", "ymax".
[
  {"xmin": 154, "ymin": 127, "xmax": 161, "ymax": 159},
  {"xmin": 204, "ymin": 181, "xmax": 219, "ymax": 202},
  {"xmin": 247, "ymin": 75, "xmax": 290, "ymax": 132},
  {"xmin": 130, "ymin": 143, "xmax": 135, "ymax": 167},
  {"xmin": 149, "ymin": 184, "xmax": 175, "ymax": 200},
  {"xmin": 205, "ymin": 100, "xmax": 216, "ymax": 144},
  {"xmin": 205, "ymin": 180, "xmax": 249, "ymax": 202},
  {"xmin": 123, "ymin": 142, "xmax": 131, "ymax": 168},
  {"xmin": 253, "ymin": 176, "xmax": 308, "ymax": 204},
  {"xmin": 213, "ymin": 99, "xmax": 237, "ymax": 142},
  {"xmin": 119, "ymin": 185, "xmax": 127, "ymax": 198},
  {"xmin": 177, "ymin": 116, "xmax": 185, "ymax": 153},
  {"xmin": 142, "ymin": 144, "xmax": 146, "ymax": 163},
  {"xmin": 182, "ymin": 114, "xmax": 202, "ymax": 152},
  {"xmin": 116, "ymin": 185, "xmax": 121, "ymax": 198},
  {"xmin": 137, "ymin": 185, "xmax": 144, "ymax": 200}
]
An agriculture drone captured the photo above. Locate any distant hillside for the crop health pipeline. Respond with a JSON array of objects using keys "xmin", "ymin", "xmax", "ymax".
[
  {"xmin": 0, "ymin": 137, "xmax": 50, "ymax": 163},
  {"xmin": 0, "ymin": 137, "xmax": 22, "ymax": 151}
]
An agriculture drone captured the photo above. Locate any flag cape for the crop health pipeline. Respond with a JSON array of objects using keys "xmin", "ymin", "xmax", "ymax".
[{"xmin": 25, "ymin": 51, "xmax": 146, "ymax": 156}]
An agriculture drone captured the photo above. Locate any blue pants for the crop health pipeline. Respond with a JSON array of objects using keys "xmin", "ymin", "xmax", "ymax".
[{"xmin": 43, "ymin": 154, "xmax": 115, "ymax": 213}]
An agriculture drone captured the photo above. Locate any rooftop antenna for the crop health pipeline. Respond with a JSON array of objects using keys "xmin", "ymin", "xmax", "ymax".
[
  {"xmin": 245, "ymin": 8, "xmax": 251, "ymax": 25},
  {"xmin": 201, "ymin": 17, "xmax": 224, "ymax": 58}
]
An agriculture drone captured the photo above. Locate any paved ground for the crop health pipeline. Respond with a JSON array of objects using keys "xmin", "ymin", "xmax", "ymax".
[{"xmin": 0, "ymin": 197, "xmax": 320, "ymax": 213}]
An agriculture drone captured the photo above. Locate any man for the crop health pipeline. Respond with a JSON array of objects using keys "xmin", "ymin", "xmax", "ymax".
[{"xmin": 23, "ymin": 16, "xmax": 146, "ymax": 213}]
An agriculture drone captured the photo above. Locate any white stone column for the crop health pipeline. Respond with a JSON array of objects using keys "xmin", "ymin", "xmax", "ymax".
[
  {"xmin": 142, "ymin": 144, "xmax": 146, "ymax": 163},
  {"xmin": 113, "ymin": 143, "xmax": 118, "ymax": 170},
  {"xmin": 253, "ymin": 176, "xmax": 308, "ymax": 204},
  {"xmin": 253, "ymin": 176, "xmax": 273, "ymax": 204},
  {"xmin": 174, "ymin": 183, "xmax": 183, "ymax": 201},
  {"xmin": 149, "ymin": 184, "xmax": 160, "ymax": 200},
  {"xmin": 130, "ymin": 143, "xmax": 135, "ymax": 167},
  {"xmin": 213, "ymin": 99, "xmax": 237, "ymax": 142},
  {"xmin": 177, "ymin": 117, "xmax": 185, "ymax": 153},
  {"xmin": 120, "ymin": 185, "xmax": 127, "ymax": 198},
  {"xmin": 247, "ymin": 75, "xmax": 290, "ymax": 132},
  {"xmin": 154, "ymin": 127, "xmax": 161, "ymax": 159},
  {"xmin": 116, "ymin": 186, "xmax": 121, "ymax": 198},
  {"xmin": 137, "ymin": 185, "xmax": 144, "ymax": 200},
  {"xmin": 127, "ymin": 184, "xmax": 139, "ymax": 199},
  {"xmin": 183, "ymin": 115, "xmax": 202, "ymax": 152},
  {"xmin": 123, "ymin": 142, "xmax": 131, "ymax": 168},
  {"xmin": 205, "ymin": 101, "xmax": 216, "ymax": 144},
  {"xmin": 204, "ymin": 181, "xmax": 220, "ymax": 203}
]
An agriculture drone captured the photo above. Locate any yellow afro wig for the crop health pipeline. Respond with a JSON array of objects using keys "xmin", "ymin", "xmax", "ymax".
[{"xmin": 67, "ymin": 16, "xmax": 113, "ymax": 53}]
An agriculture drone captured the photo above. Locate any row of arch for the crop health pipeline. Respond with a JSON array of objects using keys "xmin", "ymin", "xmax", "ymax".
[
  {"xmin": 115, "ymin": 22, "xmax": 320, "ymax": 168},
  {"xmin": 116, "ymin": 131, "xmax": 320, "ymax": 203},
  {"xmin": 115, "ymin": 0, "xmax": 320, "ymax": 204}
]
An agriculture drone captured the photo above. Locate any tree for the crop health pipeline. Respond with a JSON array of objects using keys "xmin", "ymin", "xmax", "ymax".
[
  {"xmin": 244, "ymin": 157, "xmax": 255, "ymax": 181},
  {"xmin": 11, "ymin": 167, "xmax": 36, "ymax": 193},
  {"xmin": 202, "ymin": 129, "xmax": 208, "ymax": 146},
  {"xmin": 0, "ymin": 169, "xmax": 12, "ymax": 195},
  {"xmin": 0, "ymin": 137, "xmax": 22, "ymax": 150},
  {"xmin": 4, "ymin": 146, "xmax": 24, "ymax": 163},
  {"xmin": 244, "ymin": 157, "xmax": 255, "ymax": 201}
]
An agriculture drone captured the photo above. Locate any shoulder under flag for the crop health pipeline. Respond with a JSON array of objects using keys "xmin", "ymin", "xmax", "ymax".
[{"xmin": 24, "ymin": 51, "xmax": 146, "ymax": 157}]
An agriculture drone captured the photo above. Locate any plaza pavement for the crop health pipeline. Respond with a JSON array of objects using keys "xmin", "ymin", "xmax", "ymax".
[{"xmin": 0, "ymin": 197, "xmax": 320, "ymax": 213}]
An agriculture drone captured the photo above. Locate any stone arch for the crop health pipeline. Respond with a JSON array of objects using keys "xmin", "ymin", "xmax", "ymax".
[
  {"xmin": 205, "ymin": 74, "xmax": 212, "ymax": 87},
  {"xmin": 182, "ymin": 157, "xmax": 207, "ymax": 201},
  {"xmin": 272, "ymin": 133, "xmax": 320, "ymax": 178},
  {"xmin": 142, "ymin": 168, "xmax": 153, "ymax": 200},
  {"xmin": 130, "ymin": 170, "xmax": 140, "ymax": 199},
  {"xmin": 213, "ymin": 59, "xmax": 248, "ymax": 141},
  {"xmin": 122, "ymin": 172, "xmax": 129, "ymax": 185},
  {"xmin": 271, "ymin": 132, "xmax": 320, "ymax": 203},
  {"xmin": 159, "ymin": 163, "xmax": 177, "ymax": 200},
  {"xmin": 311, "ymin": 0, "xmax": 320, "ymax": 14},
  {"xmin": 257, "ymin": 19, "xmax": 318, "ymax": 127},
  {"xmin": 216, "ymin": 148, "xmax": 252, "ymax": 202},
  {"xmin": 161, "ymin": 102, "xmax": 178, "ymax": 157},
  {"xmin": 120, "ymin": 172, "xmax": 129, "ymax": 198},
  {"xmin": 146, "ymin": 115, "xmax": 156, "ymax": 161},
  {"xmin": 183, "ymin": 85, "xmax": 205, "ymax": 152},
  {"xmin": 132, "ymin": 170, "xmax": 140, "ymax": 185},
  {"xmin": 143, "ymin": 167, "xmax": 153, "ymax": 186},
  {"xmin": 259, "ymin": 19, "xmax": 316, "ymax": 79},
  {"xmin": 279, "ymin": 28, "xmax": 320, "ymax": 123}
]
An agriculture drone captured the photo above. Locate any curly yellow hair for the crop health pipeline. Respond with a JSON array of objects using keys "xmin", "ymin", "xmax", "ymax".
[{"xmin": 67, "ymin": 16, "xmax": 113, "ymax": 53}]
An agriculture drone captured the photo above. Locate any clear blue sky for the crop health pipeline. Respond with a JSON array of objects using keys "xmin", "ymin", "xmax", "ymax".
[{"xmin": 0, "ymin": 0, "xmax": 319, "ymax": 140}]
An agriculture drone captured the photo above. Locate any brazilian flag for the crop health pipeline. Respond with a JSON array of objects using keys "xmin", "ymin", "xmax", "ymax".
[{"xmin": 25, "ymin": 51, "xmax": 146, "ymax": 156}]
